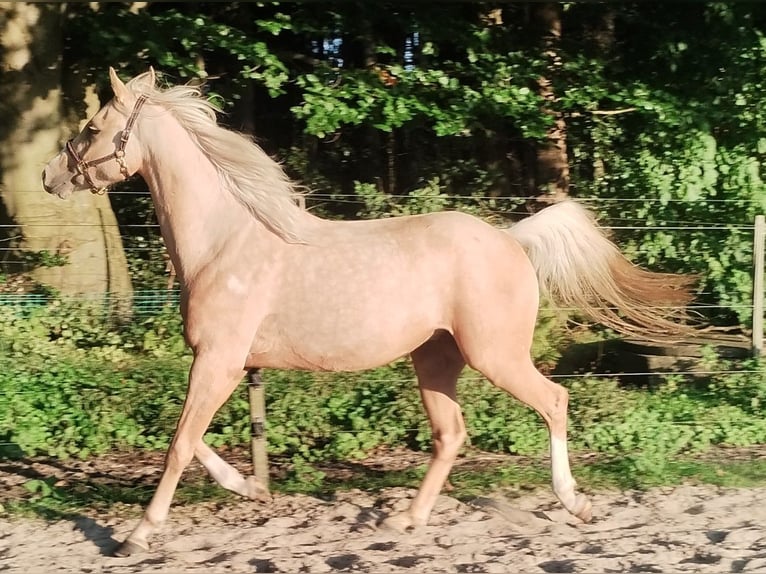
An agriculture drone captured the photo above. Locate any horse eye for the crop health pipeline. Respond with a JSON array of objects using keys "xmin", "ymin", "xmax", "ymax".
[{"xmin": 87, "ymin": 124, "xmax": 101, "ymax": 135}]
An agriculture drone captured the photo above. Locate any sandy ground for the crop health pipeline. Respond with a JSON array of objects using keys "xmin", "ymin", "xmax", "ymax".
[{"xmin": 2, "ymin": 483, "xmax": 766, "ymax": 573}]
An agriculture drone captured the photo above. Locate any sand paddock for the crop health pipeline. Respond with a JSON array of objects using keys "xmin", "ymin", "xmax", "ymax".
[{"xmin": 2, "ymin": 481, "xmax": 765, "ymax": 573}]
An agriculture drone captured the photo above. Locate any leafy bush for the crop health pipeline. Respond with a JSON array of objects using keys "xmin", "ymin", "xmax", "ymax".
[{"xmin": 2, "ymin": 300, "xmax": 765, "ymax": 470}]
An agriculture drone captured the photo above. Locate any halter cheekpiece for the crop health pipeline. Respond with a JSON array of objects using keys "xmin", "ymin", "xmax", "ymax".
[{"xmin": 65, "ymin": 95, "xmax": 148, "ymax": 194}]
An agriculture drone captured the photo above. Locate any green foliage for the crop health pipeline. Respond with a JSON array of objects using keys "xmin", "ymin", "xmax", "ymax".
[
  {"xmin": 2, "ymin": 300, "xmax": 766, "ymax": 472},
  {"xmin": 353, "ymin": 179, "xmax": 501, "ymax": 219},
  {"xmin": 1, "ymin": 357, "xmax": 170, "ymax": 457},
  {"xmin": 57, "ymin": 2, "xmax": 766, "ymax": 330},
  {"xmin": 563, "ymin": 3, "xmax": 766, "ymax": 325},
  {"xmin": 0, "ymin": 299, "xmax": 186, "ymax": 362},
  {"xmin": 21, "ymin": 250, "xmax": 69, "ymax": 269},
  {"xmin": 263, "ymin": 364, "xmax": 427, "ymax": 461},
  {"xmin": 567, "ymin": 353, "xmax": 766, "ymax": 479},
  {"xmin": 0, "ymin": 298, "xmax": 190, "ymax": 458},
  {"xmin": 292, "ymin": 48, "xmax": 548, "ymax": 140},
  {"xmin": 66, "ymin": 4, "xmax": 289, "ymax": 96}
]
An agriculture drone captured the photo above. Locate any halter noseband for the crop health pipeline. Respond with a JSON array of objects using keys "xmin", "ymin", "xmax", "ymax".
[{"xmin": 65, "ymin": 95, "xmax": 148, "ymax": 194}]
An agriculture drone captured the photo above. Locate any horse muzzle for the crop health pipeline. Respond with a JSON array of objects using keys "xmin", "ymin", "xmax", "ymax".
[{"xmin": 42, "ymin": 165, "xmax": 75, "ymax": 199}]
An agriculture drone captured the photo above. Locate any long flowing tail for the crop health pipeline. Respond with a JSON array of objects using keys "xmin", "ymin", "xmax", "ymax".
[{"xmin": 507, "ymin": 200, "xmax": 697, "ymax": 339}]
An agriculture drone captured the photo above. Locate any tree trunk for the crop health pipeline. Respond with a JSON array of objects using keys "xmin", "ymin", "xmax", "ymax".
[
  {"xmin": 532, "ymin": 2, "xmax": 570, "ymax": 200},
  {"xmin": 0, "ymin": 2, "xmax": 132, "ymax": 303},
  {"xmin": 590, "ymin": 7, "xmax": 617, "ymax": 183}
]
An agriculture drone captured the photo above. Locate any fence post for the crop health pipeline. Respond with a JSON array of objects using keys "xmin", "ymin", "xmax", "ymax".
[
  {"xmin": 247, "ymin": 368, "xmax": 269, "ymax": 489},
  {"xmin": 753, "ymin": 215, "xmax": 765, "ymax": 356}
]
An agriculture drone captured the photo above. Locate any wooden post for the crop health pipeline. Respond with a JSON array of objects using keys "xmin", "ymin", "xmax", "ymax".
[
  {"xmin": 753, "ymin": 215, "xmax": 765, "ymax": 356},
  {"xmin": 247, "ymin": 368, "xmax": 269, "ymax": 489}
]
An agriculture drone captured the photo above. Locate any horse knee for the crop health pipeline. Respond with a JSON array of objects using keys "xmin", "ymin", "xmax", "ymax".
[{"xmin": 165, "ymin": 442, "xmax": 195, "ymax": 471}]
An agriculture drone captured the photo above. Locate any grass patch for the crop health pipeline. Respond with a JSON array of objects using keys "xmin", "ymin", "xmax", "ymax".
[{"xmin": 447, "ymin": 454, "xmax": 766, "ymax": 499}]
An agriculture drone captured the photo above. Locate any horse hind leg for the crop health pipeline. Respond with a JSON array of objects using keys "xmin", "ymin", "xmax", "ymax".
[
  {"xmin": 195, "ymin": 440, "xmax": 271, "ymax": 502},
  {"xmin": 474, "ymin": 353, "xmax": 592, "ymax": 522},
  {"xmin": 382, "ymin": 331, "xmax": 466, "ymax": 532}
]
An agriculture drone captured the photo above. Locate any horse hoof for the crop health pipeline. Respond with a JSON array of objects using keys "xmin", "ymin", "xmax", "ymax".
[
  {"xmin": 113, "ymin": 539, "xmax": 149, "ymax": 557},
  {"xmin": 379, "ymin": 513, "xmax": 413, "ymax": 533},
  {"xmin": 574, "ymin": 496, "xmax": 593, "ymax": 523},
  {"xmin": 244, "ymin": 476, "xmax": 272, "ymax": 502}
]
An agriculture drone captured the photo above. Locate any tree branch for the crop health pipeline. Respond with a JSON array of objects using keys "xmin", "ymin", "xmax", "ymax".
[{"xmin": 591, "ymin": 107, "xmax": 637, "ymax": 116}]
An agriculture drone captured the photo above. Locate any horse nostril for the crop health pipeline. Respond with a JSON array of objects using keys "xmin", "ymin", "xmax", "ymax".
[{"xmin": 41, "ymin": 169, "xmax": 55, "ymax": 193}]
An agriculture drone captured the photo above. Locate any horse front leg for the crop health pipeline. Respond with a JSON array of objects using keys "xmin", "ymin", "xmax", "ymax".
[{"xmin": 114, "ymin": 354, "xmax": 245, "ymax": 557}]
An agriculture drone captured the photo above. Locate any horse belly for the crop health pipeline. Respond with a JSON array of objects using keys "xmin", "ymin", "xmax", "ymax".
[{"xmin": 247, "ymin": 291, "xmax": 445, "ymax": 372}]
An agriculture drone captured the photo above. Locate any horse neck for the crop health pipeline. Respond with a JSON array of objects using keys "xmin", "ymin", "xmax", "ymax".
[{"xmin": 137, "ymin": 117, "xmax": 271, "ymax": 283}]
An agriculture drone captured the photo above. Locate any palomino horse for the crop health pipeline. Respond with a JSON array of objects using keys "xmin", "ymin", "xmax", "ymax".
[{"xmin": 42, "ymin": 69, "xmax": 694, "ymax": 556}]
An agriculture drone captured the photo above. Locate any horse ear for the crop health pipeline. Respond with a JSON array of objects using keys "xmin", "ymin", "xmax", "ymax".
[
  {"xmin": 109, "ymin": 67, "xmax": 131, "ymax": 105},
  {"xmin": 148, "ymin": 66, "xmax": 156, "ymax": 87}
]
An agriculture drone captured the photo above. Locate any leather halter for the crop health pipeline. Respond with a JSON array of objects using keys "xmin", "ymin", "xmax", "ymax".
[{"xmin": 65, "ymin": 95, "xmax": 148, "ymax": 194}]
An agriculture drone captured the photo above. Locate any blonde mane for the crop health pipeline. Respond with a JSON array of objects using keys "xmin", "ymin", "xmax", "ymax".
[{"xmin": 125, "ymin": 72, "xmax": 307, "ymax": 242}]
